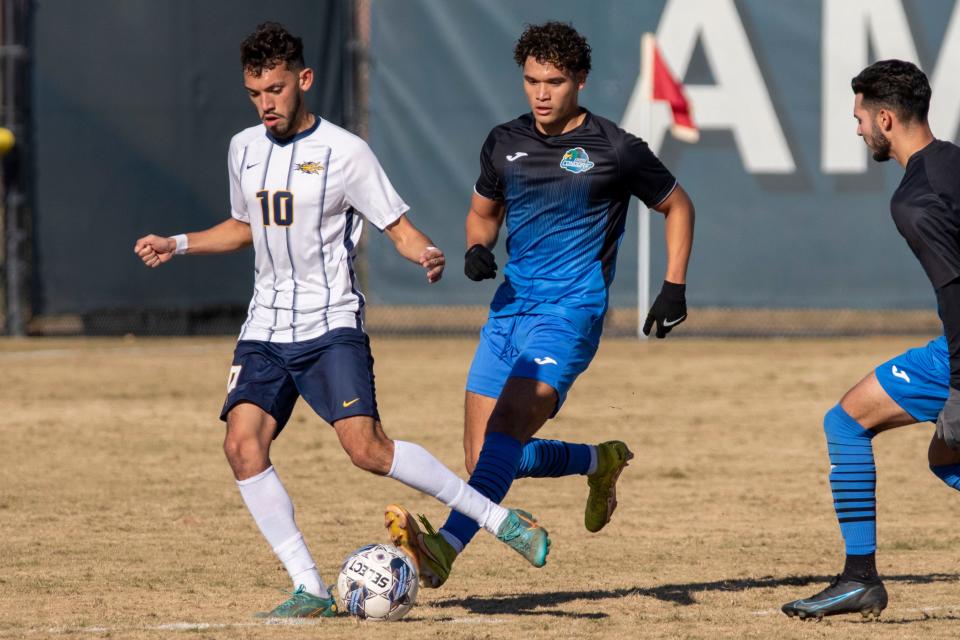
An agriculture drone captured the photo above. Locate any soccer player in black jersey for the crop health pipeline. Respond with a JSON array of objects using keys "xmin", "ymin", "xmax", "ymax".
[
  {"xmin": 783, "ymin": 60, "xmax": 960, "ymax": 619},
  {"xmin": 385, "ymin": 22, "xmax": 695, "ymax": 588}
]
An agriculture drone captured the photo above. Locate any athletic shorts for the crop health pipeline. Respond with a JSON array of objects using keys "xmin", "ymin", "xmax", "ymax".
[
  {"xmin": 219, "ymin": 327, "xmax": 379, "ymax": 435},
  {"xmin": 465, "ymin": 313, "xmax": 601, "ymax": 415},
  {"xmin": 875, "ymin": 335, "xmax": 949, "ymax": 423}
]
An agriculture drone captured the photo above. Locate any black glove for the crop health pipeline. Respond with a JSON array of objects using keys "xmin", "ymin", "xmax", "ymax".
[
  {"xmin": 464, "ymin": 244, "xmax": 497, "ymax": 281},
  {"xmin": 937, "ymin": 387, "xmax": 960, "ymax": 451},
  {"xmin": 642, "ymin": 281, "xmax": 687, "ymax": 338}
]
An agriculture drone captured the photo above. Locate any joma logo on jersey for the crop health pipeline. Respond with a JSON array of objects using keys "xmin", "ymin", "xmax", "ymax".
[
  {"xmin": 559, "ymin": 147, "xmax": 595, "ymax": 174},
  {"xmin": 296, "ymin": 161, "xmax": 324, "ymax": 175}
]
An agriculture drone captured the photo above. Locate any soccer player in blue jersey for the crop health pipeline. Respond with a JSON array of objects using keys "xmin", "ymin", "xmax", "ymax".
[
  {"xmin": 386, "ymin": 21, "xmax": 695, "ymax": 587},
  {"xmin": 782, "ymin": 60, "xmax": 960, "ymax": 620},
  {"xmin": 135, "ymin": 22, "xmax": 553, "ymax": 618}
]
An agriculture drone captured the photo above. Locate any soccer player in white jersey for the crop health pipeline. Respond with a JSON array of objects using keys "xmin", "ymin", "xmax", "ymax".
[{"xmin": 134, "ymin": 22, "xmax": 548, "ymax": 618}]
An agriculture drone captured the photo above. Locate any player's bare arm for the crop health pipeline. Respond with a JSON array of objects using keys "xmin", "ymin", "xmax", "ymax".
[
  {"xmin": 465, "ymin": 192, "xmax": 505, "ymax": 249},
  {"xmin": 652, "ymin": 183, "xmax": 695, "ymax": 285},
  {"xmin": 464, "ymin": 192, "xmax": 504, "ymax": 281},
  {"xmin": 642, "ymin": 184, "xmax": 695, "ymax": 338},
  {"xmin": 133, "ymin": 218, "xmax": 252, "ymax": 268},
  {"xmin": 383, "ymin": 213, "xmax": 445, "ymax": 283}
]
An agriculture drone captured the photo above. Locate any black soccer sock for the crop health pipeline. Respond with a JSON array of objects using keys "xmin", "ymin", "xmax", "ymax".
[{"xmin": 841, "ymin": 552, "xmax": 878, "ymax": 582}]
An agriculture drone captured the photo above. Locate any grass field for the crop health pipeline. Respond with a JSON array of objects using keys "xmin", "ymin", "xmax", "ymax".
[{"xmin": 2, "ymin": 335, "xmax": 960, "ymax": 639}]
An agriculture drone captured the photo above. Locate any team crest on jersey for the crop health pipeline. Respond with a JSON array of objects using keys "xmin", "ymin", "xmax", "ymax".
[
  {"xmin": 295, "ymin": 161, "xmax": 324, "ymax": 175},
  {"xmin": 560, "ymin": 147, "xmax": 595, "ymax": 174}
]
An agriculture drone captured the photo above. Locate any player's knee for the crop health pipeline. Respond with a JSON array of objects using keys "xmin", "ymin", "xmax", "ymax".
[
  {"xmin": 223, "ymin": 430, "xmax": 265, "ymax": 469},
  {"xmin": 343, "ymin": 436, "xmax": 392, "ymax": 475},
  {"xmin": 487, "ymin": 381, "xmax": 555, "ymax": 438},
  {"xmin": 823, "ymin": 403, "xmax": 872, "ymax": 444},
  {"xmin": 486, "ymin": 413, "xmax": 521, "ymax": 440},
  {"xmin": 488, "ymin": 397, "xmax": 535, "ymax": 433},
  {"xmin": 222, "ymin": 432, "xmax": 242, "ymax": 463},
  {"xmin": 487, "ymin": 403, "xmax": 543, "ymax": 441}
]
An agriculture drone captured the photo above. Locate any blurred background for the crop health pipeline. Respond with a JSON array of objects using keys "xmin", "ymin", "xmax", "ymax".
[{"xmin": 1, "ymin": 0, "xmax": 955, "ymax": 338}]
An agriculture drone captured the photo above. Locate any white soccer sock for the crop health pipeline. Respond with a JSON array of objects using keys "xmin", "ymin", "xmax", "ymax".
[
  {"xmin": 440, "ymin": 529, "xmax": 465, "ymax": 553},
  {"xmin": 236, "ymin": 466, "xmax": 329, "ymax": 598},
  {"xmin": 388, "ymin": 440, "xmax": 510, "ymax": 535},
  {"xmin": 586, "ymin": 445, "xmax": 599, "ymax": 475},
  {"xmin": 274, "ymin": 533, "xmax": 327, "ymax": 598}
]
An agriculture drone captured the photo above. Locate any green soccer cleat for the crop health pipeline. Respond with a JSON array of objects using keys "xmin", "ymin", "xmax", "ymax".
[
  {"xmin": 253, "ymin": 585, "xmax": 338, "ymax": 618},
  {"xmin": 585, "ymin": 440, "xmax": 634, "ymax": 533},
  {"xmin": 496, "ymin": 508, "xmax": 550, "ymax": 567},
  {"xmin": 385, "ymin": 504, "xmax": 457, "ymax": 589}
]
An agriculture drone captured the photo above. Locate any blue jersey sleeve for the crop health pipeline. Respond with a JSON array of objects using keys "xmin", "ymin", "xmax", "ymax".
[{"xmin": 474, "ymin": 130, "xmax": 504, "ymax": 201}]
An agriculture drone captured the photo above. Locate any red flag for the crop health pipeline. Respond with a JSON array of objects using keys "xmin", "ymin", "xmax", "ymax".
[{"xmin": 642, "ymin": 33, "xmax": 698, "ymax": 143}]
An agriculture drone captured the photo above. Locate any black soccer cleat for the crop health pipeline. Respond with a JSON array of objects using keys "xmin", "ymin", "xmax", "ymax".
[{"xmin": 781, "ymin": 575, "xmax": 887, "ymax": 620}]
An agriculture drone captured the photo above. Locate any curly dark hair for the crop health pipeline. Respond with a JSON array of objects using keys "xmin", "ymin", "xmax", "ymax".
[
  {"xmin": 240, "ymin": 22, "xmax": 305, "ymax": 75},
  {"xmin": 513, "ymin": 21, "xmax": 591, "ymax": 75},
  {"xmin": 851, "ymin": 59, "xmax": 930, "ymax": 123}
]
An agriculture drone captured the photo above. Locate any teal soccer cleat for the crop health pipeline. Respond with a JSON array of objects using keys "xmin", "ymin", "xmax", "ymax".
[
  {"xmin": 254, "ymin": 585, "xmax": 338, "ymax": 618},
  {"xmin": 496, "ymin": 509, "xmax": 550, "ymax": 567}
]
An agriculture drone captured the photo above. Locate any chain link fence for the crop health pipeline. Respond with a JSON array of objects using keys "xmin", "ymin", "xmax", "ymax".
[
  {"xmin": 24, "ymin": 305, "xmax": 940, "ymax": 339},
  {"xmin": 0, "ymin": 0, "xmax": 32, "ymax": 336}
]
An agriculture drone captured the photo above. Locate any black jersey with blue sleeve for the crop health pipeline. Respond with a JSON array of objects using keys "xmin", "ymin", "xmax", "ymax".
[{"xmin": 474, "ymin": 110, "xmax": 676, "ymax": 332}]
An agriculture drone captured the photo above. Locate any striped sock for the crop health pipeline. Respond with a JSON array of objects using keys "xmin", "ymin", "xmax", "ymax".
[
  {"xmin": 440, "ymin": 432, "xmax": 522, "ymax": 548},
  {"xmin": 824, "ymin": 404, "xmax": 877, "ymax": 555},
  {"xmin": 930, "ymin": 463, "xmax": 960, "ymax": 489},
  {"xmin": 517, "ymin": 438, "xmax": 594, "ymax": 477}
]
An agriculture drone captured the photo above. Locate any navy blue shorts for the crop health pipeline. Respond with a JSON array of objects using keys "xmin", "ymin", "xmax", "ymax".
[
  {"xmin": 466, "ymin": 313, "xmax": 601, "ymax": 415},
  {"xmin": 875, "ymin": 335, "xmax": 949, "ymax": 423},
  {"xmin": 219, "ymin": 327, "xmax": 379, "ymax": 435}
]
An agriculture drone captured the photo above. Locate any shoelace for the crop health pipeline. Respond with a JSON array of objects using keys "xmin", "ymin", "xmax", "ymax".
[
  {"xmin": 809, "ymin": 575, "xmax": 843, "ymax": 600},
  {"xmin": 505, "ymin": 527, "xmax": 534, "ymax": 555},
  {"xmin": 498, "ymin": 516, "xmax": 527, "ymax": 544},
  {"xmin": 271, "ymin": 586, "xmax": 309, "ymax": 614},
  {"xmin": 417, "ymin": 514, "xmax": 438, "ymax": 537},
  {"xmin": 416, "ymin": 514, "xmax": 452, "ymax": 572}
]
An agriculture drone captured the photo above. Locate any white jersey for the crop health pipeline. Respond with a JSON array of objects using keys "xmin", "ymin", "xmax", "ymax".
[{"xmin": 227, "ymin": 117, "xmax": 408, "ymax": 343}]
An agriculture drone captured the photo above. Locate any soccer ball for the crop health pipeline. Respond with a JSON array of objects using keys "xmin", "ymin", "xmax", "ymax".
[{"xmin": 337, "ymin": 544, "xmax": 419, "ymax": 621}]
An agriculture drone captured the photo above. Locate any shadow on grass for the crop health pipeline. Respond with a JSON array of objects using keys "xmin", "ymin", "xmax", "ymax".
[
  {"xmin": 431, "ymin": 573, "xmax": 960, "ymax": 615},
  {"xmin": 873, "ymin": 614, "xmax": 960, "ymax": 624}
]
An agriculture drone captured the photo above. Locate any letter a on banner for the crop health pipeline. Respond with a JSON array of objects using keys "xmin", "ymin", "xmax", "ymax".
[{"xmin": 636, "ymin": 33, "xmax": 698, "ymax": 338}]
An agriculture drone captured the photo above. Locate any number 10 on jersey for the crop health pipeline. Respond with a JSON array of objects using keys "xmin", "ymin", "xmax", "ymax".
[{"xmin": 256, "ymin": 190, "xmax": 294, "ymax": 226}]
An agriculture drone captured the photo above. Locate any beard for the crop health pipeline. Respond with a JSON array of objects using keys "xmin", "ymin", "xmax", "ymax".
[
  {"xmin": 869, "ymin": 129, "xmax": 892, "ymax": 162},
  {"xmin": 267, "ymin": 92, "xmax": 302, "ymax": 138},
  {"xmin": 271, "ymin": 118, "xmax": 290, "ymax": 137}
]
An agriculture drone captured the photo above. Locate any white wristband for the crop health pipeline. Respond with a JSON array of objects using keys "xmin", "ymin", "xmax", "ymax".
[{"xmin": 172, "ymin": 234, "xmax": 189, "ymax": 255}]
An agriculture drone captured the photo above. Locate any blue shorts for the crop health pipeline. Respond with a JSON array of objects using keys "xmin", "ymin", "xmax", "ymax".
[
  {"xmin": 219, "ymin": 327, "xmax": 379, "ymax": 435},
  {"xmin": 466, "ymin": 313, "xmax": 601, "ymax": 415},
  {"xmin": 875, "ymin": 335, "xmax": 949, "ymax": 423}
]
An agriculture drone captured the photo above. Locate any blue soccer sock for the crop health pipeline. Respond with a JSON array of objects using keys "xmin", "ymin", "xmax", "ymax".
[
  {"xmin": 824, "ymin": 404, "xmax": 877, "ymax": 556},
  {"xmin": 440, "ymin": 432, "xmax": 522, "ymax": 550},
  {"xmin": 930, "ymin": 463, "xmax": 960, "ymax": 490},
  {"xmin": 516, "ymin": 438, "xmax": 594, "ymax": 478}
]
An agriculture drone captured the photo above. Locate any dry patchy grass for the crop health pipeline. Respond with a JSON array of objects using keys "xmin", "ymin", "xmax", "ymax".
[{"xmin": 1, "ymin": 335, "xmax": 959, "ymax": 639}]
